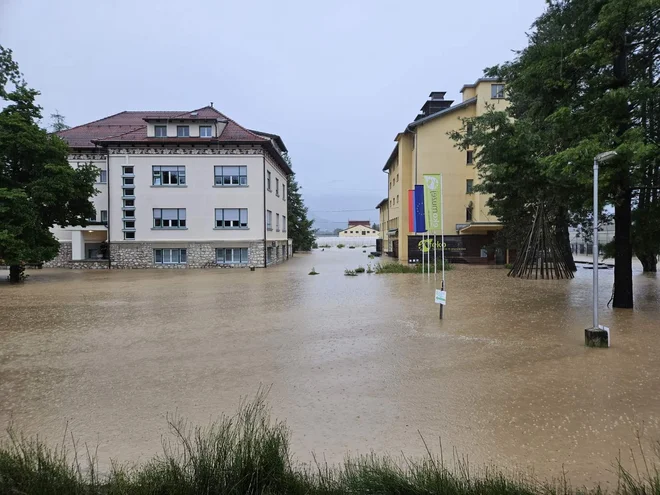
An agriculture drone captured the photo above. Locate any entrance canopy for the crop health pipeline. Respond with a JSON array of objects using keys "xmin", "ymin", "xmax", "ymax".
[{"xmin": 458, "ymin": 223, "xmax": 502, "ymax": 235}]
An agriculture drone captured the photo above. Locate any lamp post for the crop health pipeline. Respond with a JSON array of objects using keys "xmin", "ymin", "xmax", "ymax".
[{"xmin": 585, "ymin": 150, "xmax": 617, "ymax": 347}]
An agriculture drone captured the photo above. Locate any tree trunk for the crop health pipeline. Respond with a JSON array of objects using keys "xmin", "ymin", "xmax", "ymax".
[
  {"xmin": 9, "ymin": 264, "xmax": 22, "ymax": 283},
  {"xmin": 638, "ymin": 252, "xmax": 658, "ymax": 272},
  {"xmin": 554, "ymin": 213, "xmax": 577, "ymax": 271},
  {"xmin": 613, "ymin": 187, "xmax": 634, "ymax": 308}
]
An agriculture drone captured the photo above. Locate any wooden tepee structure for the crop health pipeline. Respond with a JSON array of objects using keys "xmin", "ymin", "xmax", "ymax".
[{"xmin": 508, "ymin": 204, "xmax": 574, "ymax": 279}]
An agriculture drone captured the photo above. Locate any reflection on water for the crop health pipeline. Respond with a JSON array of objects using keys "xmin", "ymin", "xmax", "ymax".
[{"xmin": 0, "ymin": 252, "xmax": 658, "ymax": 487}]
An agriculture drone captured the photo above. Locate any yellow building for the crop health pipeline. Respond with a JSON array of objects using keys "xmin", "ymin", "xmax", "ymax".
[
  {"xmin": 377, "ymin": 78, "xmax": 508, "ymax": 264},
  {"xmin": 375, "ymin": 198, "xmax": 389, "ymax": 253}
]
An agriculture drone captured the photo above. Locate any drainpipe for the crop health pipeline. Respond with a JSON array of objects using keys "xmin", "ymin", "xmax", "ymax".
[
  {"xmin": 106, "ymin": 148, "xmax": 111, "ymax": 269},
  {"xmin": 263, "ymin": 153, "xmax": 267, "ymax": 268}
]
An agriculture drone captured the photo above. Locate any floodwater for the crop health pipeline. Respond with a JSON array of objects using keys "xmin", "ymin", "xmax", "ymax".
[{"xmin": 1, "ymin": 251, "xmax": 659, "ymax": 488}]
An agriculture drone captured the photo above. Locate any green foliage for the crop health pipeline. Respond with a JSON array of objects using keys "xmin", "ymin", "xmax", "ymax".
[
  {"xmin": 337, "ymin": 244, "xmax": 345, "ymax": 249},
  {"xmin": 50, "ymin": 110, "xmax": 69, "ymax": 132},
  {"xmin": 308, "ymin": 267, "xmax": 319, "ymax": 275},
  {"xmin": 312, "ymin": 241, "xmax": 318, "ymax": 249},
  {"xmin": 2, "ymin": 393, "xmax": 660, "ymax": 494},
  {"xmin": 0, "ymin": 45, "xmax": 97, "ymax": 281},
  {"xmin": 451, "ymin": 0, "xmax": 660, "ymax": 302},
  {"xmin": 285, "ymin": 158, "xmax": 316, "ymax": 253},
  {"xmin": 344, "ymin": 269, "xmax": 357, "ymax": 276},
  {"xmin": 354, "ymin": 266, "xmax": 366, "ymax": 273},
  {"xmin": 375, "ymin": 262, "xmax": 454, "ymax": 274},
  {"xmin": 366, "ymin": 264, "xmax": 374, "ymax": 274}
]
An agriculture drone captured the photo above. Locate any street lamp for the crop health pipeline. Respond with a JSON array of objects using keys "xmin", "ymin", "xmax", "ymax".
[{"xmin": 585, "ymin": 150, "xmax": 617, "ymax": 347}]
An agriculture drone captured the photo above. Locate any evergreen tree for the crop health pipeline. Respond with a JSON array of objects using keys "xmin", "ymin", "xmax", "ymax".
[
  {"xmin": 50, "ymin": 110, "xmax": 69, "ymax": 132},
  {"xmin": 286, "ymin": 172, "xmax": 315, "ymax": 252},
  {"xmin": 283, "ymin": 155, "xmax": 315, "ymax": 252},
  {"xmin": 0, "ymin": 46, "xmax": 97, "ymax": 282},
  {"xmin": 451, "ymin": 0, "xmax": 660, "ymax": 307}
]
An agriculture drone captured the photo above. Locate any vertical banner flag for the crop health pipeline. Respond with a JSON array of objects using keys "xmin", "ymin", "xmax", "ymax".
[
  {"xmin": 408, "ymin": 190, "xmax": 415, "ymax": 233},
  {"xmin": 423, "ymin": 174, "xmax": 442, "ymax": 232},
  {"xmin": 414, "ymin": 184, "xmax": 426, "ymax": 233}
]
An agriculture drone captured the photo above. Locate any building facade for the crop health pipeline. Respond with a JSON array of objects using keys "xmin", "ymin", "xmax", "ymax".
[
  {"xmin": 377, "ymin": 78, "xmax": 508, "ymax": 264},
  {"xmin": 338, "ymin": 223, "xmax": 379, "ymax": 237},
  {"xmin": 47, "ymin": 106, "xmax": 291, "ymax": 269}
]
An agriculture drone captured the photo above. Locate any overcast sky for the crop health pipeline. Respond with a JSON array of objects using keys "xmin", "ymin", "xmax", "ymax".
[{"xmin": 1, "ymin": 0, "xmax": 545, "ymax": 230}]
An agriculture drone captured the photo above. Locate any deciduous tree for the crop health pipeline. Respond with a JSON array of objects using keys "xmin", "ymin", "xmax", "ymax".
[{"xmin": 0, "ymin": 46, "xmax": 97, "ymax": 282}]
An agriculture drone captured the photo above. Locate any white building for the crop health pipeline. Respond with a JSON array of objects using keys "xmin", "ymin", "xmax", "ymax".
[
  {"xmin": 338, "ymin": 223, "xmax": 379, "ymax": 237},
  {"xmin": 48, "ymin": 106, "xmax": 291, "ymax": 269}
]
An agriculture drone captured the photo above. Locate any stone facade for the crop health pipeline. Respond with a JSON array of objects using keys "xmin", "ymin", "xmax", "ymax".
[
  {"xmin": 109, "ymin": 241, "xmax": 288, "ymax": 269},
  {"xmin": 43, "ymin": 242, "xmax": 110, "ymax": 269},
  {"xmin": 43, "ymin": 242, "xmax": 72, "ymax": 268},
  {"xmin": 43, "ymin": 239, "xmax": 290, "ymax": 270}
]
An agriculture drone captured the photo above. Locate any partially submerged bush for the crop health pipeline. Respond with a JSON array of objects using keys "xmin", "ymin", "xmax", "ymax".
[
  {"xmin": 344, "ymin": 269, "xmax": 358, "ymax": 276},
  {"xmin": 308, "ymin": 267, "xmax": 319, "ymax": 275},
  {"xmin": 337, "ymin": 244, "xmax": 345, "ymax": 249},
  {"xmin": 355, "ymin": 266, "xmax": 366, "ymax": 273}
]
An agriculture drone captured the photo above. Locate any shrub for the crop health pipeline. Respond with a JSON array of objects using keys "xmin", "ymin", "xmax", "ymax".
[
  {"xmin": 337, "ymin": 244, "xmax": 345, "ymax": 249},
  {"xmin": 344, "ymin": 269, "xmax": 358, "ymax": 276},
  {"xmin": 312, "ymin": 241, "xmax": 319, "ymax": 249},
  {"xmin": 355, "ymin": 266, "xmax": 366, "ymax": 273},
  {"xmin": 308, "ymin": 267, "xmax": 319, "ymax": 275},
  {"xmin": 374, "ymin": 262, "xmax": 454, "ymax": 274},
  {"xmin": 348, "ymin": 246, "xmax": 356, "ymax": 249},
  {"xmin": 366, "ymin": 264, "xmax": 374, "ymax": 274}
]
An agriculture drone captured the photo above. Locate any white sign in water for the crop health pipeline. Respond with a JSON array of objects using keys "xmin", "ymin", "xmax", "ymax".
[{"xmin": 435, "ymin": 290, "xmax": 447, "ymax": 305}]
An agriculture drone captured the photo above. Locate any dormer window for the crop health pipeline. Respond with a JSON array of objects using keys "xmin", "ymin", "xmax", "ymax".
[
  {"xmin": 155, "ymin": 125, "xmax": 167, "ymax": 137},
  {"xmin": 200, "ymin": 125, "xmax": 212, "ymax": 137},
  {"xmin": 177, "ymin": 125, "xmax": 190, "ymax": 137}
]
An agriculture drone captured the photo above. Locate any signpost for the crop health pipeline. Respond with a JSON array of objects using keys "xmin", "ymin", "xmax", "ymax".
[
  {"xmin": 435, "ymin": 289, "xmax": 447, "ymax": 305},
  {"xmin": 423, "ymin": 173, "xmax": 445, "ymax": 319}
]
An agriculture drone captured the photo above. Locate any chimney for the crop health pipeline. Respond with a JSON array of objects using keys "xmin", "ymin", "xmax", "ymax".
[{"xmin": 415, "ymin": 91, "xmax": 454, "ymax": 121}]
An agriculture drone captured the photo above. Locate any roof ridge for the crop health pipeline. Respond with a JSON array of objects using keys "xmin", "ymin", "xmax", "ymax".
[
  {"xmin": 98, "ymin": 124, "xmax": 147, "ymax": 141},
  {"xmin": 56, "ymin": 110, "xmax": 129, "ymax": 136}
]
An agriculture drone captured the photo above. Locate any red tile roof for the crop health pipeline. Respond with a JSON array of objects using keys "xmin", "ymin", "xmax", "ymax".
[{"xmin": 56, "ymin": 106, "xmax": 292, "ymax": 174}]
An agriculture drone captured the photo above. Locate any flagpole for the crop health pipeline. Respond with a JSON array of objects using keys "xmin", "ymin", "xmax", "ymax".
[{"xmin": 440, "ymin": 173, "xmax": 446, "ymax": 319}]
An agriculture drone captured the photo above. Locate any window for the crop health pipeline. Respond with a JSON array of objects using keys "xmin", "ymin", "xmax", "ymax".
[
  {"xmin": 282, "ymin": 184, "xmax": 286, "ymax": 200},
  {"xmin": 124, "ymin": 199, "xmax": 135, "ymax": 207},
  {"xmin": 100, "ymin": 210, "xmax": 108, "ymax": 223},
  {"xmin": 267, "ymin": 171, "xmax": 272, "ymax": 190},
  {"xmin": 123, "ymin": 177, "xmax": 134, "ymax": 186},
  {"xmin": 397, "ymin": 195, "xmax": 399, "ymax": 204},
  {"xmin": 177, "ymin": 125, "xmax": 190, "ymax": 137},
  {"xmin": 216, "ymin": 247, "xmax": 249, "ymax": 264},
  {"xmin": 397, "ymin": 173, "xmax": 399, "ymax": 183},
  {"xmin": 155, "ymin": 125, "xmax": 167, "ymax": 137},
  {"xmin": 154, "ymin": 248, "xmax": 187, "ymax": 265},
  {"xmin": 215, "ymin": 208, "xmax": 248, "ymax": 228},
  {"xmin": 275, "ymin": 178, "xmax": 280, "ymax": 196},
  {"xmin": 491, "ymin": 84, "xmax": 505, "ymax": 99},
  {"xmin": 467, "ymin": 150, "xmax": 474, "ymax": 165},
  {"xmin": 362, "ymin": 231, "xmax": 366, "ymax": 235},
  {"xmin": 282, "ymin": 215, "xmax": 286, "ymax": 232},
  {"xmin": 466, "ymin": 179, "xmax": 474, "ymax": 194},
  {"xmin": 466, "ymin": 207, "xmax": 473, "ymax": 222},
  {"xmin": 276, "ymin": 213, "xmax": 280, "ymax": 231},
  {"xmin": 153, "ymin": 208, "xmax": 186, "ymax": 228},
  {"xmin": 267, "ymin": 247, "xmax": 273, "ymax": 264},
  {"xmin": 124, "ymin": 209, "xmax": 135, "ymax": 218},
  {"xmin": 98, "ymin": 170, "xmax": 107, "ymax": 183},
  {"xmin": 214, "ymin": 166, "xmax": 247, "ymax": 186},
  {"xmin": 124, "ymin": 231, "xmax": 135, "ymax": 240},
  {"xmin": 199, "ymin": 125, "xmax": 212, "ymax": 137},
  {"xmin": 267, "ymin": 210, "xmax": 272, "ymax": 230},
  {"xmin": 87, "ymin": 213, "xmax": 96, "ymax": 222},
  {"xmin": 122, "ymin": 166, "xmax": 134, "ymax": 175},
  {"xmin": 124, "ymin": 220, "xmax": 135, "ymax": 229},
  {"xmin": 123, "ymin": 188, "xmax": 135, "ymax": 197},
  {"xmin": 153, "ymin": 166, "xmax": 186, "ymax": 186}
]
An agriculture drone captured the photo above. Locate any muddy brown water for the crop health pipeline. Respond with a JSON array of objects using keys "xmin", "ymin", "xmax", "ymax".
[{"xmin": 1, "ymin": 250, "xmax": 659, "ymax": 488}]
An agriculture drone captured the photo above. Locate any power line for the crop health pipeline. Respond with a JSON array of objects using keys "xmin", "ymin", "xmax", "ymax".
[{"xmin": 309, "ymin": 208, "xmax": 377, "ymax": 213}]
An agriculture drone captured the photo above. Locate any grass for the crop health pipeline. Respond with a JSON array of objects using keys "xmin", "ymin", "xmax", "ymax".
[
  {"xmin": 344, "ymin": 269, "xmax": 358, "ymax": 276},
  {"xmin": 367, "ymin": 264, "xmax": 374, "ymax": 274},
  {"xmin": 374, "ymin": 262, "xmax": 454, "ymax": 274},
  {"xmin": 354, "ymin": 266, "xmax": 366, "ymax": 273},
  {"xmin": 308, "ymin": 267, "xmax": 319, "ymax": 275},
  {"xmin": 1, "ymin": 391, "xmax": 660, "ymax": 494}
]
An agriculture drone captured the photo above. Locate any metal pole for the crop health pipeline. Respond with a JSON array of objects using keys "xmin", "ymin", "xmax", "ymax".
[
  {"xmin": 593, "ymin": 159, "xmax": 598, "ymax": 329},
  {"xmin": 440, "ymin": 174, "xmax": 445, "ymax": 319}
]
